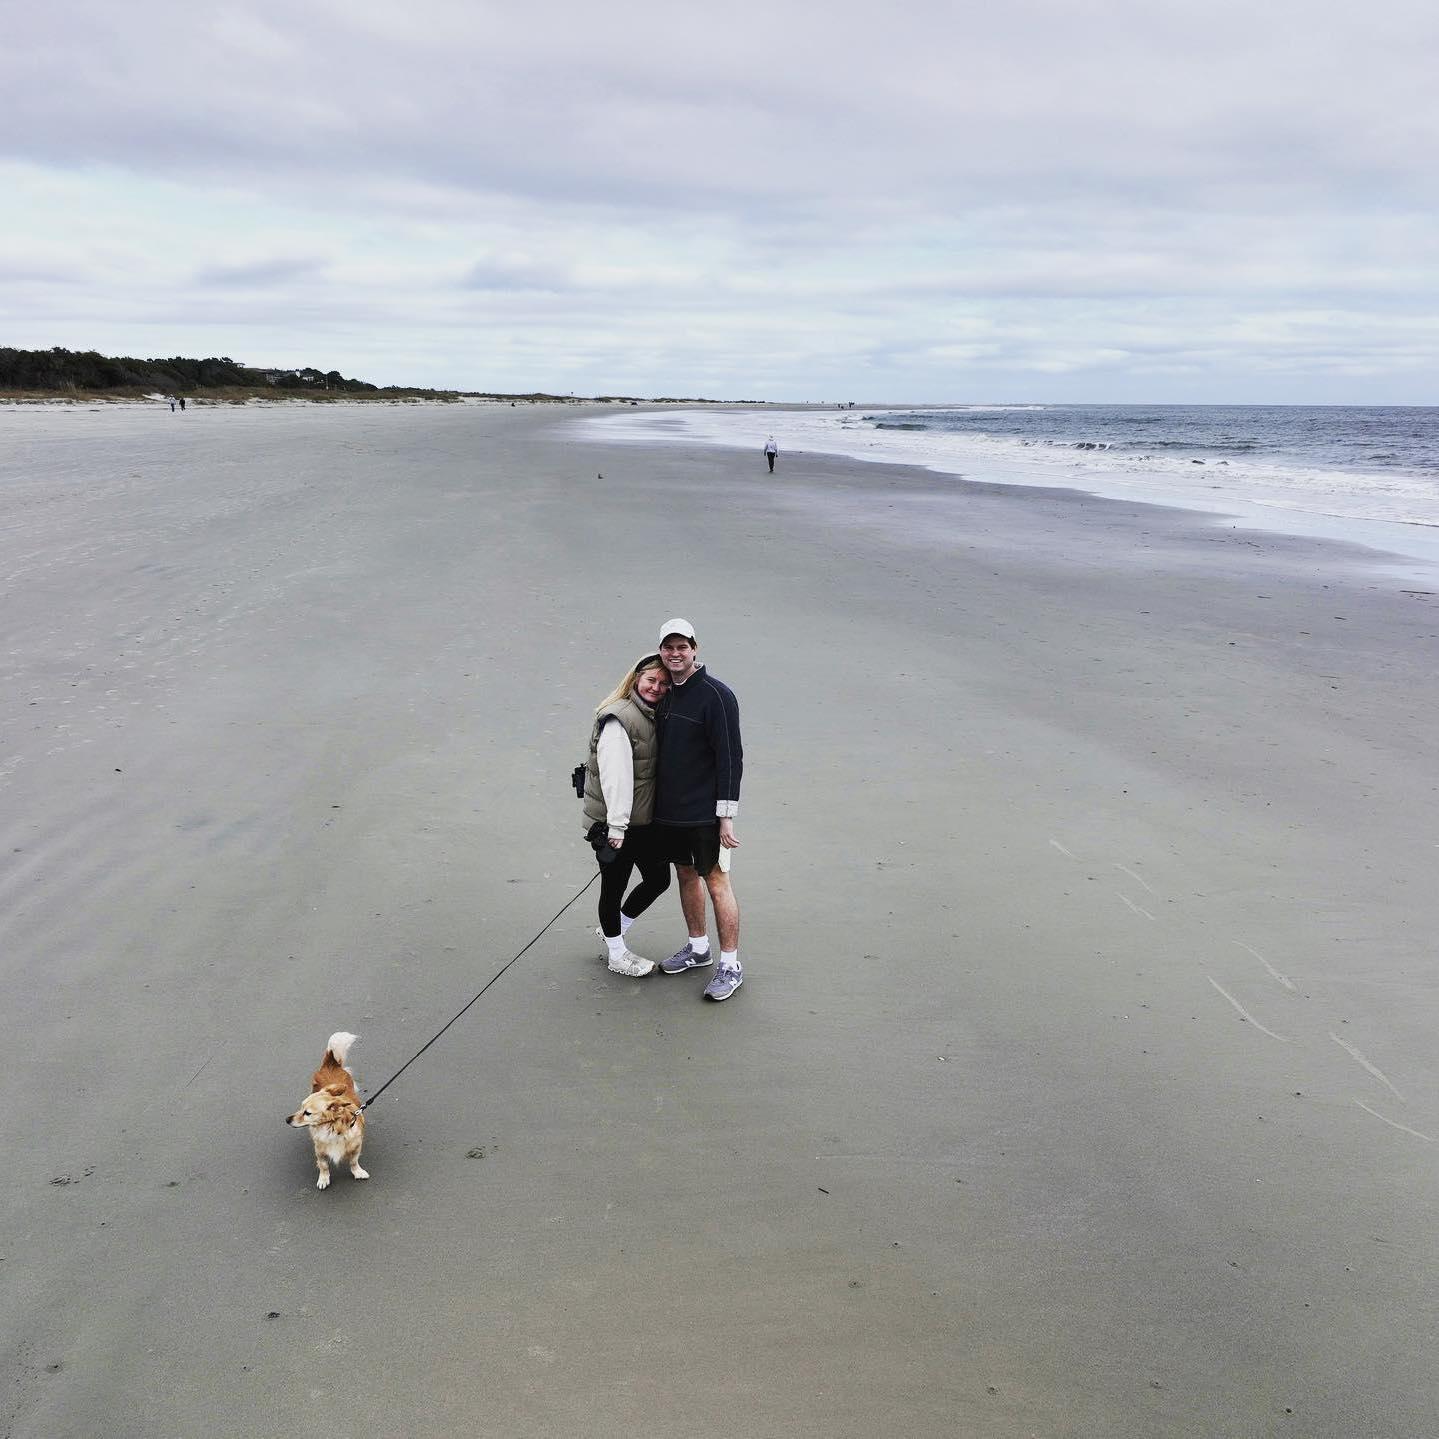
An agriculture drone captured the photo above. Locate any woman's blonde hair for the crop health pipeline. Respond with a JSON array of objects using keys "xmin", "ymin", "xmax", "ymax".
[{"xmin": 596, "ymin": 654, "xmax": 666, "ymax": 713}]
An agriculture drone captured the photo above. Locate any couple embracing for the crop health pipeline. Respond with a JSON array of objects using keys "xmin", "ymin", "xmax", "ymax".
[{"xmin": 580, "ymin": 618, "xmax": 744, "ymax": 1002}]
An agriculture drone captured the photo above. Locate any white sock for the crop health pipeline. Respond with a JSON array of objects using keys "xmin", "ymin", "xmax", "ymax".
[
  {"xmin": 689, "ymin": 934, "xmax": 710, "ymax": 956},
  {"xmin": 719, "ymin": 949, "xmax": 738, "ymax": 970},
  {"xmin": 606, "ymin": 934, "xmax": 628, "ymax": 961},
  {"xmin": 619, "ymin": 913, "xmax": 635, "ymax": 935}
]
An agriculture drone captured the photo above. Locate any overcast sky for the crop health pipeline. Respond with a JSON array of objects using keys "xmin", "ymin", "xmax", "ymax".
[{"xmin": 5, "ymin": 0, "xmax": 1437, "ymax": 401}]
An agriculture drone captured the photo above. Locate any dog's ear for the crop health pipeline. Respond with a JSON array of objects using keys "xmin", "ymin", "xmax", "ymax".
[{"xmin": 322, "ymin": 1083, "xmax": 348, "ymax": 1096}]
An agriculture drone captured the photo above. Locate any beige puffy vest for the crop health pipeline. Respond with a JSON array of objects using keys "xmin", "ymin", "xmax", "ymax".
[{"xmin": 581, "ymin": 696, "xmax": 658, "ymax": 831}]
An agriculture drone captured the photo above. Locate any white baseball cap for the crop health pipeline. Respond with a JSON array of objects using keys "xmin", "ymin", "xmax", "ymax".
[{"xmin": 658, "ymin": 617, "xmax": 697, "ymax": 645}]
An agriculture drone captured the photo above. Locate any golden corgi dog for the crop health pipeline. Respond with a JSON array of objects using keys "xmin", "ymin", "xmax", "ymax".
[{"xmin": 285, "ymin": 1031, "xmax": 369, "ymax": 1189}]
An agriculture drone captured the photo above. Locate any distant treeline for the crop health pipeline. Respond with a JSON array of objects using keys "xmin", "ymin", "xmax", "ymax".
[
  {"xmin": 0, "ymin": 346, "xmax": 758, "ymax": 405},
  {"xmin": 0, "ymin": 347, "xmax": 381, "ymax": 394}
]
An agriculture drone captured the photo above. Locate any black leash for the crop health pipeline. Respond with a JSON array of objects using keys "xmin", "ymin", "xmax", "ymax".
[{"xmin": 361, "ymin": 872, "xmax": 599, "ymax": 1111}]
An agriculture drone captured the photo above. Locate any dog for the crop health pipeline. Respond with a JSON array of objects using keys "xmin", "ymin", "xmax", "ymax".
[{"xmin": 285, "ymin": 1031, "xmax": 369, "ymax": 1189}]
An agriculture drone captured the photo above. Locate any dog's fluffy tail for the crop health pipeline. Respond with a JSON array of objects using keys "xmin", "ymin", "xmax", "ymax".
[{"xmin": 325, "ymin": 1031, "xmax": 359, "ymax": 1066}]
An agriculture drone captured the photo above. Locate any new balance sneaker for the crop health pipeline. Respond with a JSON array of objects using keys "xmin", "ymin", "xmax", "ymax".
[
  {"xmin": 607, "ymin": 948, "xmax": 655, "ymax": 978},
  {"xmin": 702, "ymin": 963, "xmax": 743, "ymax": 1001},
  {"xmin": 660, "ymin": 942, "xmax": 714, "ymax": 975}
]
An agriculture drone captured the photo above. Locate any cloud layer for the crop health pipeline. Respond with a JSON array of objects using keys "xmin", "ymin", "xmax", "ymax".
[{"xmin": 4, "ymin": 0, "xmax": 1437, "ymax": 399}]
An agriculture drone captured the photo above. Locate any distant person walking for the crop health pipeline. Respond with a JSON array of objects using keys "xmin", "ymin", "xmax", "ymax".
[
  {"xmin": 652, "ymin": 619, "xmax": 745, "ymax": 1001},
  {"xmin": 178, "ymin": 396, "xmax": 186, "ymax": 411},
  {"xmin": 580, "ymin": 653, "xmax": 673, "ymax": 978},
  {"xmin": 764, "ymin": 437, "xmax": 778, "ymax": 473}
]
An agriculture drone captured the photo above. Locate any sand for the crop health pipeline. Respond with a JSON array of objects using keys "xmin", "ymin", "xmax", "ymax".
[{"xmin": 3, "ymin": 402, "xmax": 1438, "ymax": 1437}]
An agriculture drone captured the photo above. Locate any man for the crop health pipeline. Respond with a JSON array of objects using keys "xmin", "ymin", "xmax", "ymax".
[
  {"xmin": 652, "ymin": 618, "xmax": 744, "ymax": 1000},
  {"xmin": 763, "ymin": 436, "xmax": 778, "ymax": 473}
]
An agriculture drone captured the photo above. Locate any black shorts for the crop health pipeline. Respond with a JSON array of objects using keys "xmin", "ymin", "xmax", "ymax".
[{"xmin": 658, "ymin": 821, "xmax": 722, "ymax": 876}]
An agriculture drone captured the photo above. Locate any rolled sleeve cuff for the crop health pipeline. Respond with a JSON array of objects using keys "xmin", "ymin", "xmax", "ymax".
[{"xmin": 715, "ymin": 800, "xmax": 738, "ymax": 820}]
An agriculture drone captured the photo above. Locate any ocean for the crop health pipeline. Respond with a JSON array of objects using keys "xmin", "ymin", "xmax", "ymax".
[{"xmin": 584, "ymin": 404, "xmax": 1439, "ymax": 570}]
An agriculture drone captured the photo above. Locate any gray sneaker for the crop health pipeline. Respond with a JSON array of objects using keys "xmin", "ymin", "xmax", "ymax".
[
  {"xmin": 702, "ymin": 963, "xmax": 743, "ymax": 1001},
  {"xmin": 660, "ymin": 942, "xmax": 714, "ymax": 975}
]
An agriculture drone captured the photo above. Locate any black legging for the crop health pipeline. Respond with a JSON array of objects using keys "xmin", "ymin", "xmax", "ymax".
[{"xmin": 598, "ymin": 824, "xmax": 671, "ymax": 936}]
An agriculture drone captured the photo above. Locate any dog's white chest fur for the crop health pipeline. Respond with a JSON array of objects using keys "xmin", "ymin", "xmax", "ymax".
[{"xmin": 313, "ymin": 1123, "xmax": 353, "ymax": 1163}]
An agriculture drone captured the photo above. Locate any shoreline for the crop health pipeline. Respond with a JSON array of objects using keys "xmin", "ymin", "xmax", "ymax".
[{"xmin": 583, "ymin": 404, "xmax": 1439, "ymax": 579}]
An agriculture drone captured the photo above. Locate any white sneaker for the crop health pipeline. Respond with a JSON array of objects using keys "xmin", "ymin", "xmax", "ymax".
[
  {"xmin": 607, "ymin": 948, "xmax": 655, "ymax": 978},
  {"xmin": 604, "ymin": 943, "xmax": 656, "ymax": 978}
]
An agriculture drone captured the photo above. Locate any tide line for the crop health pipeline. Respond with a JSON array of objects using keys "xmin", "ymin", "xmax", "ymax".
[
  {"xmin": 1115, "ymin": 863, "xmax": 1159, "ymax": 896},
  {"xmin": 1117, "ymin": 893, "xmax": 1155, "ymax": 922},
  {"xmin": 1206, "ymin": 977, "xmax": 1288, "ymax": 1043},
  {"xmin": 1354, "ymin": 1100, "xmax": 1434, "ymax": 1143},
  {"xmin": 1232, "ymin": 940, "xmax": 1296, "ymax": 992},
  {"xmin": 1330, "ymin": 1033, "xmax": 1406, "ymax": 1104}
]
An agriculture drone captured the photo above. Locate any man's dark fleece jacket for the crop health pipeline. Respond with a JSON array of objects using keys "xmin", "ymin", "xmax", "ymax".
[{"xmin": 654, "ymin": 664, "xmax": 742, "ymax": 825}]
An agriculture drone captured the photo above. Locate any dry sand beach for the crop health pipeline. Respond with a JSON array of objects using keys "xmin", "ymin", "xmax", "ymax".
[{"xmin": 4, "ymin": 402, "xmax": 1439, "ymax": 1437}]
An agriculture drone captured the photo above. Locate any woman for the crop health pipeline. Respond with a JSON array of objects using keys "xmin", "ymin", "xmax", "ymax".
[{"xmin": 581, "ymin": 654, "xmax": 672, "ymax": 977}]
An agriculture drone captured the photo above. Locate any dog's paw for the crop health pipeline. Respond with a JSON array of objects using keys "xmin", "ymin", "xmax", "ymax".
[
  {"xmin": 351, "ymin": 1165, "xmax": 369, "ymax": 1181},
  {"xmin": 316, "ymin": 1171, "xmax": 331, "ymax": 1190}
]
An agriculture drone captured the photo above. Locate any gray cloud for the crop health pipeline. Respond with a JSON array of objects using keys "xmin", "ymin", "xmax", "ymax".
[
  {"xmin": 0, "ymin": 261, "xmax": 77, "ymax": 286},
  {"xmin": 461, "ymin": 255, "xmax": 572, "ymax": 293},
  {"xmin": 193, "ymin": 257, "xmax": 327, "ymax": 287},
  {"xmin": 9, "ymin": 0, "xmax": 1437, "ymax": 213}
]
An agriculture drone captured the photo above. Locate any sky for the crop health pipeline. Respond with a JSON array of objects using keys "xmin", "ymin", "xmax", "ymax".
[{"xmin": 5, "ymin": 0, "xmax": 1438, "ymax": 402}]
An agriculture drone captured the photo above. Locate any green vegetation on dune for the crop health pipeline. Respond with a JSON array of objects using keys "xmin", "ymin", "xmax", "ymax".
[
  {"xmin": 0, "ymin": 346, "xmax": 761, "ymax": 404},
  {"xmin": 0, "ymin": 346, "xmax": 392, "ymax": 396}
]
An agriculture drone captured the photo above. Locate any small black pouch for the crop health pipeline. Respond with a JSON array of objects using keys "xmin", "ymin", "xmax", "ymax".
[
  {"xmin": 571, "ymin": 763, "xmax": 586, "ymax": 798},
  {"xmin": 585, "ymin": 819, "xmax": 619, "ymax": 864}
]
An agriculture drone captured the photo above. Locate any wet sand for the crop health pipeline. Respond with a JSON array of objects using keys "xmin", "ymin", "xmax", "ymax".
[{"xmin": 3, "ymin": 402, "xmax": 1438, "ymax": 1436}]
